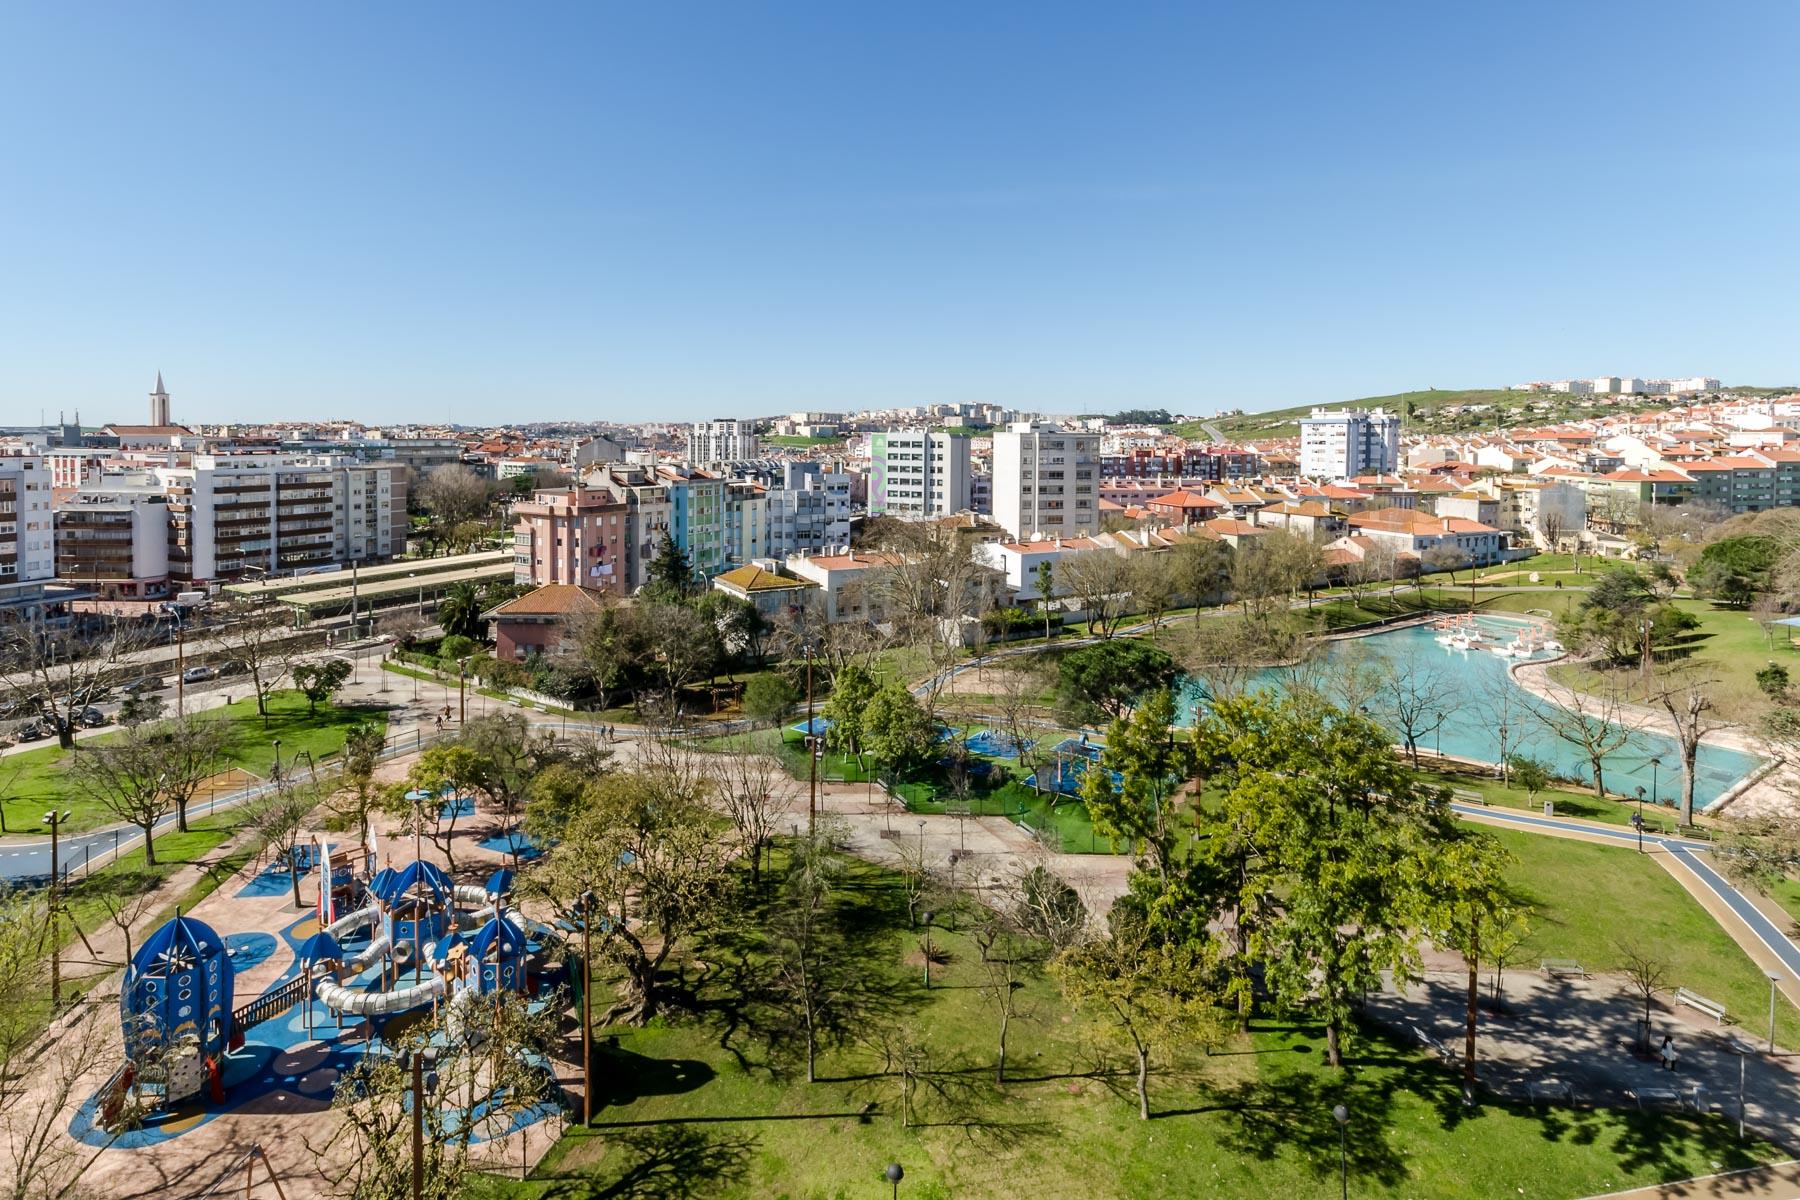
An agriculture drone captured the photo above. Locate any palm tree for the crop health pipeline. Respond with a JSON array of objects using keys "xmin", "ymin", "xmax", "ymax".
[{"xmin": 438, "ymin": 581, "xmax": 486, "ymax": 641}]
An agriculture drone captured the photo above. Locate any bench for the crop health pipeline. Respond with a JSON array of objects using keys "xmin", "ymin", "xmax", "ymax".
[
  {"xmin": 1540, "ymin": 958, "xmax": 1589, "ymax": 980},
  {"xmin": 1527, "ymin": 1078, "xmax": 1573, "ymax": 1104},
  {"xmin": 1674, "ymin": 987, "xmax": 1727, "ymax": 1026},
  {"xmin": 1627, "ymin": 1084, "xmax": 1706, "ymax": 1112},
  {"xmin": 1452, "ymin": 788, "xmax": 1488, "ymax": 807}
]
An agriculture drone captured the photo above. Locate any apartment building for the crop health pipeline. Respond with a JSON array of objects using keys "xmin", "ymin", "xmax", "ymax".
[
  {"xmin": 510, "ymin": 486, "xmax": 629, "ymax": 594},
  {"xmin": 687, "ymin": 419, "xmax": 760, "ymax": 466},
  {"xmin": 869, "ymin": 431, "xmax": 971, "ymax": 520},
  {"xmin": 1340, "ymin": 508, "xmax": 1505, "ymax": 564},
  {"xmin": 764, "ymin": 463, "xmax": 853, "ymax": 557},
  {"xmin": 1298, "ymin": 407, "xmax": 1400, "ymax": 479},
  {"xmin": 1685, "ymin": 452, "xmax": 1800, "ymax": 513},
  {"xmin": 583, "ymin": 465, "xmax": 673, "ymax": 592},
  {"xmin": 991, "ymin": 422, "xmax": 1101, "ymax": 539},
  {"xmin": 155, "ymin": 454, "xmax": 407, "ymax": 585},
  {"xmin": 1101, "ymin": 446, "xmax": 1260, "ymax": 481},
  {"xmin": 53, "ymin": 470, "xmax": 172, "ymax": 599},
  {"xmin": 0, "ymin": 455, "xmax": 55, "ymax": 620}
]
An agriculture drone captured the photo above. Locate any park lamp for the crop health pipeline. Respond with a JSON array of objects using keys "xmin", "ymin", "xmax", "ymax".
[
  {"xmin": 43, "ymin": 809, "xmax": 71, "ymax": 826},
  {"xmin": 885, "ymin": 1162, "xmax": 904, "ymax": 1197}
]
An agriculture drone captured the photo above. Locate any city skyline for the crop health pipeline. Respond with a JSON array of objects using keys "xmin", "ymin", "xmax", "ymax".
[{"xmin": 3, "ymin": 2, "xmax": 1798, "ymax": 424}]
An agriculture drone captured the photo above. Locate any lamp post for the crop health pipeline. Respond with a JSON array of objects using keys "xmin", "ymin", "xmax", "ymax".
[
  {"xmin": 921, "ymin": 910, "xmax": 935, "ymax": 988},
  {"xmin": 1332, "ymin": 1104, "xmax": 1349, "ymax": 1200},
  {"xmin": 1434, "ymin": 711, "xmax": 1444, "ymax": 761},
  {"xmin": 410, "ymin": 572, "xmax": 422, "ymax": 617},
  {"xmin": 1650, "ymin": 756, "xmax": 1661, "ymax": 809},
  {"xmin": 1767, "ymin": 973, "xmax": 1783, "ymax": 1054},
  {"xmin": 1729, "ymin": 1035, "xmax": 1756, "ymax": 1141},
  {"xmin": 581, "ymin": 890, "xmax": 595, "ymax": 1125},
  {"xmin": 272, "ymin": 738, "xmax": 282, "ymax": 784},
  {"xmin": 885, "ymin": 1162, "xmax": 904, "ymax": 1199},
  {"xmin": 43, "ymin": 809, "xmax": 71, "ymax": 1007},
  {"xmin": 458, "ymin": 657, "xmax": 469, "ymax": 723},
  {"xmin": 1634, "ymin": 786, "xmax": 1646, "ymax": 853}
]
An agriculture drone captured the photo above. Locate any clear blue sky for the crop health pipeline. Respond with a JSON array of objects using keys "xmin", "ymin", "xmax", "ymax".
[{"xmin": 2, "ymin": 1, "xmax": 1796, "ymax": 426}]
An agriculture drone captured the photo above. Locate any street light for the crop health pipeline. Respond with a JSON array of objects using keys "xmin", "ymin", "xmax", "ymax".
[
  {"xmin": 1729, "ymin": 1035, "xmax": 1756, "ymax": 1141},
  {"xmin": 885, "ymin": 1162, "xmax": 904, "ymax": 1199},
  {"xmin": 272, "ymin": 738, "xmax": 282, "ymax": 783},
  {"xmin": 1332, "ymin": 1103, "xmax": 1349, "ymax": 1200},
  {"xmin": 1767, "ymin": 973, "xmax": 1783, "ymax": 1054},
  {"xmin": 1434, "ymin": 711, "xmax": 1444, "ymax": 760},
  {"xmin": 580, "ymin": 890, "xmax": 595, "ymax": 1125},
  {"xmin": 1650, "ymin": 756, "xmax": 1662, "ymax": 809},
  {"xmin": 1633, "ymin": 786, "xmax": 1646, "ymax": 853},
  {"xmin": 43, "ymin": 809, "xmax": 72, "ymax": 1007}
]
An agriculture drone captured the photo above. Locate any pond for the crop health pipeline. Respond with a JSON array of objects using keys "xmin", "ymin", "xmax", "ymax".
[{"xmin": 1179, "ymin": 614, "xmax": 1763, "ymax": 808}]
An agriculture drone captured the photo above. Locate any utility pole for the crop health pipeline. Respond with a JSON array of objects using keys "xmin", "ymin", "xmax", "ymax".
[
  {"xmin": 458, "ymin": 658, "xmax": 467, "ymax": 724},
  {"xmin": 44, "ymin": 809, "xmax": 70, "ymax": 1007},
  {"xmin": 411, "ymin": 1051, "xmax": 424, "ymax": 1200},
  {"xmin": 175, "ymin": 614, "xmax": 187, "ymax": 717},
  {"xmin": 582, "ymin": 890, "xmax": 595, "ymax": 1125}
]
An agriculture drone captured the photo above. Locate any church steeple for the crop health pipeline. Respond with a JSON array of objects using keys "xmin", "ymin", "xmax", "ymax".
[{"xmin": 149, "ymin": 372, "xmax": 171, "ymax": 426}]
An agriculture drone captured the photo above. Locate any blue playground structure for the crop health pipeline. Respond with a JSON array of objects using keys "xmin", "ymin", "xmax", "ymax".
[
  {"xmin": 964, "ymin": 729, "xmax": 1034, "ymax": 759},
  {"xmin": 1025, "ymin": 738, "xmax": 1121, "ymax": 797},
  {"xmin": 119, "ymin": 915, "xmax": 236, "ymax": 1107}
]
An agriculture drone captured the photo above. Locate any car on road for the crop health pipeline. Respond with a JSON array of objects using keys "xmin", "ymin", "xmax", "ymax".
[
  {"xmin": 118, "ymin": 676, "xmax": 164, "ymax": 695},
  {"xmin": 75, "ymin": 706, "xmax": 107, "ymax": 728},
  {"xmin": 182, "ymin": 665, "xmax": 219, "ymax": 683},
  {"xmin": 12, "ymin": 720, "xmax": 50, "ymax": 742},
  {"xmin": 217, "ymin": 659, "xmax": 249, "ymax": 678}
]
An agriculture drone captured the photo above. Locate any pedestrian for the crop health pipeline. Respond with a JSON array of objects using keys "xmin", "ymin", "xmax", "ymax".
[{"xmin": 1660, "ymin": 1034, "xmax": 1678, "ymax": 1071}]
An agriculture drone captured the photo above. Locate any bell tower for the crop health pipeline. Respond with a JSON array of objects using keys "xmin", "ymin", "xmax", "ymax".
[{"xmin": 149, "ymin": 371, "xmax": 171, "ymax": 425}]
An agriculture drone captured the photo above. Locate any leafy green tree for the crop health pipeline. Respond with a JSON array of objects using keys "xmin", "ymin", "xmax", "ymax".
[
  {"xmin": 1508, "ymin": 755, "xmax": 1552, "ymax": 803},
  {"xmin": 742, "ymin": 672, "xmax": 799, "ymax": 727},
  {"xmin": 1170, "ymin": 538, "xmax": 1233, "ymax": 620},
  {"xmin": 1758, "ymin": 661, "xmax": 1790, "ymax": 700},
  {"xmin": 1690, "ymin": 534, "xmax": 1777, "ymax": 607},
  {"xmin": 1422, "ymin": 831, "xmax": 1528, "ymax": 1091},
  {"xmin": 820, "ymin": 664, "xmax": 879, "ymax": 765},
  {"xmin": 1557, "ymin": 567, "xmax": 1697, "ymax": 665},
  {"xmin": 436, "ymin": 582, "xmax": 488, "ymax": 642},
  {"xmin": 1081, "ymin": 689, "xmax": 1195, "ymax": 885},
  {"xmin": 647, "ymin": 529, "xmax": 694, "ymax": 597},
  {"xmin": 861, "ymin": 684, "xmax": 938, "ymax": 785},
  {"xmin": 291, "ymin": 657, "xmax": 353, "ymax": 715},
  {"xmin": 1056, "ymin": 640, "xmax": 1175, "ymax": 725},
  {"xmin": 1033, "ymin": 560, "xmax": 1057, "ymax": 639}
]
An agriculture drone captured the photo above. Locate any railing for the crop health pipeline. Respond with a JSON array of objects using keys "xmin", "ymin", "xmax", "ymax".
[{"xmin": 231, "ymin": 972, "xmax": 311, "ymax": 1036}]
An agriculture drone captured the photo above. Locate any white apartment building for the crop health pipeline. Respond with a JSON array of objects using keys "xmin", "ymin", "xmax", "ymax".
[
  {"xmin": 1298, "ymin": 407, "xmax": 1401, "ymax": 480},
  {"xmin": 687, "ymin": 419, "xmax": 760, "ymax": 466},
  {"xmin": 54, "ymin": 470, "xmax": 172, "ymax": 599},
  {"xmin": 991, "ymin": 422, "xmax": 1101, "ymax": 538},
  {"xmin": 0, "ymin": 455, "xmax": 55, "ymax": 620},
  {"xmin": 870, "ymin": 430, "xmax": 971, "ymax": 520},
  {"xmin": 764, "ymin": 463, "xmax": 853, "ymax": 557}
]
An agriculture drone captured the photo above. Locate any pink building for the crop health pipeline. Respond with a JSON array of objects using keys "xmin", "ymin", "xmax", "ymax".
[{"xmin": 512, "ymin": 487, "xmax": 628, "ymax": 595}]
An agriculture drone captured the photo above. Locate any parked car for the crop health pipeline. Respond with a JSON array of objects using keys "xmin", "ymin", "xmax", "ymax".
[
  {"xmin": 118, "ymin": 676, "xmax": 164, "ymax": 695},
  {"xmin": 182, "ymin": 665, "xmax": 219, "ymax": 684},
  {"xmin": 13, "ymin": 721, "xmax": 49, "ymax": 742},
  {"xmin": 75, "ymin": 706, "xmax": 108, "ymax": 728},
  {"xmin": 217, "ymin": 659, "xmax": 249, "ymax": 678}
]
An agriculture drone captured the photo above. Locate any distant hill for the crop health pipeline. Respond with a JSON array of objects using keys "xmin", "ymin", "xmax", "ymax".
[{"xmin": 1175, "ymin": 385, "xmax": 1794, "ymax": 442}]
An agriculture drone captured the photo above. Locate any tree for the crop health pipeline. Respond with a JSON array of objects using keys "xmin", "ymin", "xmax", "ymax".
[
  {"xmin": 291, "ymin": 657, "xmax": 353, "ymax": 716},
  {"xmin": 640, "ymin": 602, "xmax": 722, "ymax": 710},
  {"xmin": 1556, "ymin": 567, "xmax": 1698, "ymax": 667},
  {"xmin": 530, "ymin": 765, "xmax": 736, "ymax": 1023},
  {"xmin": 1423, "ymin": 831, "xmax": 1527, "ymax": 1092},
  {"xmin": 1082, "ymin": 689, "xmax": 1195, "ymax": 886},
  {"xmin": 399, "ymin": 744, "xmax": 494, "ymax": 871},
  {"xmin": 820, "ymin": 664, "xmax": 879, "ymax": 766},
  {"xmin": 1263, "ymin": 529, "xmax": 1326, "ymax": 606},
  {"xmin": 1053, "ymin": 904, "xmax": 1224, "ymax": 1119},
  {"xmin": 1532, "ymin": 677, "xmax": 1640, "ymax": 800},
  {"xmin": 116, "ymin": 691, "xmax": 166, "ymax": 727},
  {"xmin": 1478, "ymin": 673, "xmax": 1534, "ymax": 786},
  {"xmin": 1127, "ymin": 554, "xmax": 1177, "ymax": 629},
  {"xmin": 330, "ymin": 721, "xmax": 388, "ymax": 837},
  {"xmin": 155, "ymin": 714, "xmax": 232, "ymax": 833},
  {"xmin": 417, "ymin": 462, "xmax": 493, "ymax": 528},
  {"xmin": 1757, "ymin": 662, "xmax": 1790, "ymax": 700},
  {"xmin": 0, "ymin": 997, "xmax": 115, "ymax": 1200},
  {"xmin": 1421, "ymin": 543, "xmax": 1466, "ymax": 586},
  {"xmin": 1368, "ymin": 659, "xmax": 1453, "ymax": 766},
  {"xmin": 1689, "ymin": 534, "xmax": 1777, "ymax": 607},
  {"xmin": 1056, "ymin": 640, "xmax": 1175, "ymax": 726},
  {"xmin": 765, "ymin": 826, "xmax": 871, "ymax": 1084},
  {"xmin": 1508, "ymin": 755, "xmax": 1551, "ymax": 803},
  {"xmin": 213, "ymin": 602, "xmax": 299, "ymax": 722},
  {"xmin": 71, "ymin": 714, "xmax": 227, "ymax": 860},
  {"xmin": 1010, "ymin": 861, "xmax": 1088, "ymax": 953},
  {"xmin": 0, "ymin": 620, "xmax": 148, "ymax": 750},
  {"xmin": 647, "ymin": 529, "xmax": 695, "ymax": 597},
  {"xmin": 1616, "ymin": 940, "xmax": 1671, "ymax": 1054},
  {"xmin": 742, "ymin": 673, "xmax": 798, "ymax": 727},
  {"xmin": 246, "ymin": 777, "xmax": 322, "ymax": 908},
  {"xmin": 974, "ymin": 915, "xmax": 1045, "ymax": 1084},
  {"xmin": 706, "ymin": 751, "xmax": 794, "ymax": 890},
  {"xmin": 1169, "ymin": 537, "xmax": 1232, "ymax": 619},
  {"xmin": 436, "ymin": 581, "xmax": 488, "ymax": 643},
  {"xmin": 1033, "ymin": 560, "xmax": 1057, "ymax": 638},
  {"xmin": 1651, "ymin": 663, "xmax": 1726, "ymax": 826},
  {"xmin": 1059, "ymin": 550, "xmax": 1133, "ymax": 638},
  {"xmin": 861, "ymin": 684, "xmax": 938, "ymax": 787}
]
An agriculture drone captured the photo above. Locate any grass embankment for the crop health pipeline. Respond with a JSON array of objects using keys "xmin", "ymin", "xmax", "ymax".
[
  {"xmin": 1, "ymin": 692, "xmax": 372, "ymax": 833},
  {"xmin": 476, "ymin": 849, "xmax": 1775, "ymax": 1200},
  {"xmin": 1494, "ymin": 828, "xmax": 1800, "ymax": 1050},
  {"xmin": 1547, "ymin": 597, "xmax": 1795, "ymax": 710}
]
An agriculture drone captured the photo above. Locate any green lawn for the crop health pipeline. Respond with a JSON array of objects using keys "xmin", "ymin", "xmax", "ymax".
[
  {"xmin": 1494, "ymin": 828, "xmax": 1800, "ymax": 1048},
  {"xmin": 1547, "ymin": 597, "xmax": 1795, "ymax": 709},
  {"xmin": 0, "ymin": 691, "xmax": 374, "ymax": 833},
  {"xmin": 474, "ymin": 848, "xmax": 1775, "ymax": 1200},
  {"xmin": 1425, "ymin": 766, "xmax": 1688, "ymax": 836}
]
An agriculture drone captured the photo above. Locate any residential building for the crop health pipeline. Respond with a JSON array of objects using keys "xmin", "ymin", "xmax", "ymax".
[
  {"xmin": 972, "ymin": 536, "xmax": 1104, "ymax": 604},
  {"xmin": 1298, "ymin": 407, "xmax": 1400, "ymax": 479},
  {"xmin": 687, "ymin": 419, "xmax": 760, "ymax": 466},
  {"xmin": 510, "ymin": 486, "xmax": 629, "ymax": 593},
  {"xmin": 1685, "ymin": 451, "xmax": 1800, "ymax": 513},
  {"xmin": 0, "ymin": 455, "xmax": 55, "ymax": 621},
  {"xmin": 869, "ymin": 430, "xmax": 971, "ymax": 520},
  {"xmin": 763, "ymin": 463, "xmax": 853, "ymax": 557},
  {"xmin": 483, "ymin": 583, "xmax": 606, "ymax": 662},
  {"xmin": 1339, "ymin": 507, "xmax": 1505, "ymax": 564},
  {"xmin": 785, "ymin": 550, "xmax": 900, "ymax": 623},
  {"xmin": 991, "ymin": 422, "xmax": 1100, "ymax": 538},
  {"xmin": 711, "ymin": 563, "xmax": 820, "ymax": 622},
  {"xmin": 1143, "ymin": 489, "xmax": 1226, "ymax": 527},
  {"xmin": 53, "ymin": 470, "xmax": 172, "ymax": 599}
]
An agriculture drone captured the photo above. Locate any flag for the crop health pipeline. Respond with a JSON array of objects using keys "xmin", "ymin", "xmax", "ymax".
[
  {"xmin": 316, "ymin": 834, "xmax": 335, "ymax": 927},
  {"xmin": 364, "ymin": 816, "xmax": 381, "ymax": 875}
]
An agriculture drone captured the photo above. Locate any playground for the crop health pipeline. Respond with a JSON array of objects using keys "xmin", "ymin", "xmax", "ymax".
[{"xmin": 49, "ymin": 770, "xmax": 582, "ymax": 1200}]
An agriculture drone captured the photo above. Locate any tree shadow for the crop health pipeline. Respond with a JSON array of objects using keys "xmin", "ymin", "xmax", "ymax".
[
  {"xmin": 537, "ymin": 1126, "xmax": 757, "ymax": 1199},
  {"xmin": 591, "ymin": 1039, "xmax": 715, "ymax": 1110}
]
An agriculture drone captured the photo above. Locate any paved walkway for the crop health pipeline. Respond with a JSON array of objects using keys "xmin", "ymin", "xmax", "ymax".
[{"xmin": 1585, "ymin": 1161, "xmax": 1800, "ymax": 1198}]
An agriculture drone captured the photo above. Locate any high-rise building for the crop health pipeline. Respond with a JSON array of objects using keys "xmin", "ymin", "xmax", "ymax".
[
  {"xmin": 869, "ymin": 430, "xmax": 971, "ymax": 520},
  {"xmin": 687, "ymin": 419, "xmax": 760, "ymax": 466},
  {"xmin": 0, "ymin": 454, "xmax": 56, "ymax": 620},
  {"xmin": 991, "ymin": 422, "xmax": 1100, "ymax": 538},
  {"xmin": 1298, "ymin": 407, "xmax": 1400, "ymax": 479},
  {"xmin": 764, "ymin": 462, "xmax": 853, "ymax": 556},
  {"xmin": 53, "ymin": 470, "xmax": 172, "ymax": 599},
  {"xmin": 510, "ymin": 486, "xmax": 629, "ymax": 593}
]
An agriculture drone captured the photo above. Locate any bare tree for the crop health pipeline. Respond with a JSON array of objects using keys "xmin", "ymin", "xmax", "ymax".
[
  {"xmin": 417, "ymin": 462, "xmax": 494, "ymax": 528},
  {"xmin": 1651, "ymin": 662, "xmax": 1726, "ymax": 827},
  {"xmin": 1533, "ymin": 676, "xmax": 1641, "ymax": 800},
  {"xmin": 159, "ymin": 716, "xmax": 232, "ymax": 833},
  {"xmin": 706, "ymin": 751, "xmax": 795, "ymax": 890},
  {"xmin": 1059, "ymin": 550, "xmax": 1132, "ymax": 638},
  {"xmin": 1126, "ymin": 553, "xmax": 1176, "ymax": 629},
  {"xmin": 1168, "ymin": 537, "xmax": 1232, "ymax": 619},
  {"xmin": 1368, "ymin": 660, "xmax": 1454, "ymax": 766},
  {"xmin": 0, "ymin": 1011, "xmax": 115, "ymax": 1200},
  {"xmin": 1478, "ymin": 671, "xmax": 1535, "ymax": 786},
  {"xmin": 70, "ymin": 721, "xmax": 174, "ymax": 864},
  {"xmin": 246, "ymin": 778, "xmax": 323, "ymax": 908},
  {"xmin": 0, "ymin": 621, "xmax": 149, "ymax": 750},
  {"xmin": 1616, "ymin": 939, "xmax": 1670, "ymax": 1054},
  {"xmin": 212, "ymin": 602, "xmax": 302, "ymax": 723}
]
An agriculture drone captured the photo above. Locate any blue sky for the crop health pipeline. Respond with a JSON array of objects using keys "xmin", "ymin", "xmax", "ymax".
[{"xmin": 2, "ymin": 2, "xmax": 1795, "ymax": 425}]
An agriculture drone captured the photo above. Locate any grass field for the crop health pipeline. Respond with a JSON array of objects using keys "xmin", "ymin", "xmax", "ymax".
[
  {"xmin": 1491, "ymin": 828, "xmax": 1800, "ymax": 1049},
  {"xmin": 1546, "ymin": 597, "xmax": 1795, "ymax": 709},
  {"xmin": 473, "ymin": 848, "xmax": 1776, "ymax": 1200},
  {"xmin": 0, "ymin": 690, "xmax": 372, "ymax": 833}
]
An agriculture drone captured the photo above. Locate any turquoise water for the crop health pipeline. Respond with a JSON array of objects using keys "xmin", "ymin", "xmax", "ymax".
[{"xmin": 1179, "ymin": 615, "xmax": 1762, "ymax": 808}]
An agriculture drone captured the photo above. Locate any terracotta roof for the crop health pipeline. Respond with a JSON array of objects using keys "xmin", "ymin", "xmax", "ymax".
[
  {"xmin": 483, "ymin": 583, "xmax": 606, "ymax": 619},
  {"xmin": 1145, "ymin": 489, "xmax": 1224, "ymax": 510}
]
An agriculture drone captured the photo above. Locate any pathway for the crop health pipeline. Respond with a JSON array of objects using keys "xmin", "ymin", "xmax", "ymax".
[{"xmin": 1584, "ymin": 1162, "xmax": 1800, "ymax": 1199}]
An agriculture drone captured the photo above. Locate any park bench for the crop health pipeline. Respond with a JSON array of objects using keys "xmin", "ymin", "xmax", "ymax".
[
  {"xmin": 1411, "ymin": 1025, "xmax": 1455, "ymax": 1064},
  {"xmin": 1451, "ymin": 788, "xmax": 1488, "ymax": 807},
  {"xmin": 1527, "ymin": 1078, "xmax": 1574, "ymax": 1104},
  {"xmin": 1540, "ymin": 958, "xmax": 1589, "ymax": 980},
  {"xmin": 1627, "ymin": 1084, "xmax": 1706, "ymax": 1112},
  {"xmin": 1674, "ymin": 987, "xmax": 1727, "ymax": 1026}
]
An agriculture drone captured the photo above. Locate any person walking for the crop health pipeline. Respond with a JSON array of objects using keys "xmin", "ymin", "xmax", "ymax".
[{"xmin": 1660, "ymin": 1034, "xmax": 1678, "ymax": 1071}]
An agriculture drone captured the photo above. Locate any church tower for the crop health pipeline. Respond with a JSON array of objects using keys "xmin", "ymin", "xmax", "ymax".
[{"xmin": 149, "ymin": 372, "xmax": 171, "ymax": 425}]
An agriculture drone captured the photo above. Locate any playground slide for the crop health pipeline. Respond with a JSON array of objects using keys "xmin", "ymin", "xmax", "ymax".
[{"xmin": 310, "ymin": 889, "xmax": 506, "ymax": 1018}]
